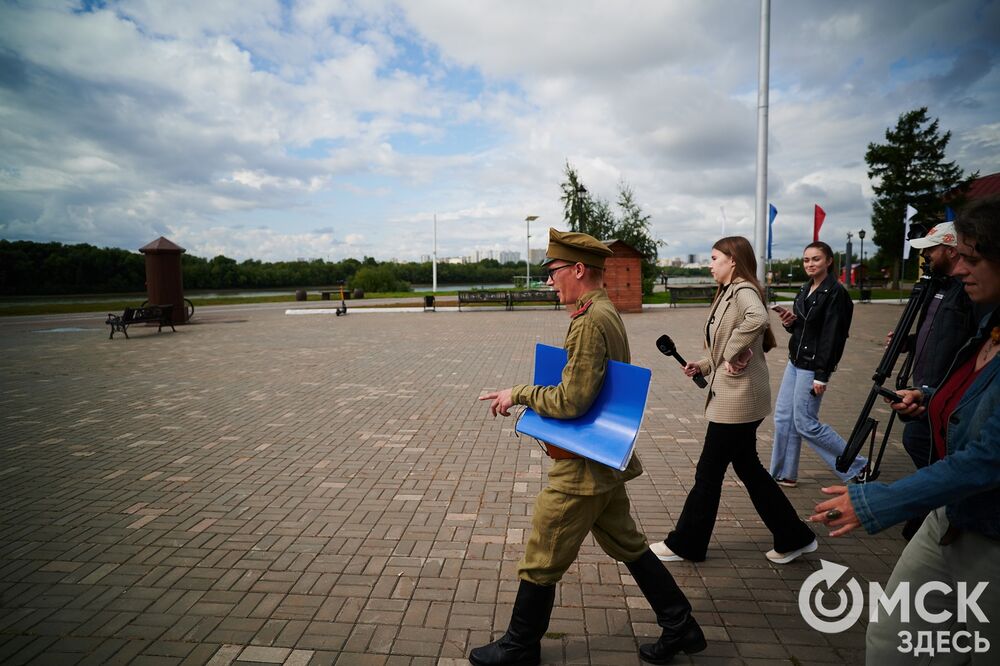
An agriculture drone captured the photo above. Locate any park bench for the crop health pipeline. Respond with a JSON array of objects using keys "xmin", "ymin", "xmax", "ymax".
[
  {"xmin": 458, "ymin": 291, "xmax": 511, "ymax": 311},
  {"xmin": 667, "ymin": 285, "xmax": 717, "ymax": 307},
  {"xmin": 106, "ymin": 304, "xmax": 175, "ymax": 339},
  {"xmin": 508, "ymin": 289, "xmax": 560, "ymax": 310},
  {"xmin": 320, "ymin": 286, "xmax": 348, "ymax": 300}
]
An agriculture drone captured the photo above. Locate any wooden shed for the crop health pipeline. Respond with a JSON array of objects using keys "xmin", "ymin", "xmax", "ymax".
[{"xmin": 602, "ymin": 239, "xmax": 644, "ymax": 313}]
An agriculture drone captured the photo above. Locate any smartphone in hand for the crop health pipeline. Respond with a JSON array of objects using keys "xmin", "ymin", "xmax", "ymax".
[{"xmin": 770, "ymin": 305, "xmax": 787, "ymax": 314}]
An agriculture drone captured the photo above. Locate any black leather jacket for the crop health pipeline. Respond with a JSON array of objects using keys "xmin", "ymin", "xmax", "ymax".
[
  {"xmin": 905, "ymin": 276, "xmax": 983, "ymax": 389},
  {"xmin": 784, "ymin": 273, "xmax": 853, "ymax": 382}
]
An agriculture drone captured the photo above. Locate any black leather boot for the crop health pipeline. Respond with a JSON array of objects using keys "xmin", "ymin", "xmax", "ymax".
[
  {"xmin": 626, "ymin": 548, "xmax": 707, "ymax": 665},
  {"xmin": 469, "ymin": 579, "xmax": 556, "ymax": 666}
]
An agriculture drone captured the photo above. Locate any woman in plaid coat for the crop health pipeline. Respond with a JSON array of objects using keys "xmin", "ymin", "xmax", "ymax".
[{"xmin": 651, "ymin": 236, "xmax": 818, "ymax": 564}]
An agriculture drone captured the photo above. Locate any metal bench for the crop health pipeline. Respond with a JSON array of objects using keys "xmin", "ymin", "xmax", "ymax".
[
  {"xmin": 106, "ymin": 304, "xmax": 176, "ymax": 339},
  {"xmin": 458, "ymin": 291, "xmax": 511, "ymax": 311},
  {"xmin": 667, "ymin": 286, "xmax": 717, "ymax": 307},
  {"xmin": 508, "ymin": 289, "xmax": 560, "ymax": 310}
]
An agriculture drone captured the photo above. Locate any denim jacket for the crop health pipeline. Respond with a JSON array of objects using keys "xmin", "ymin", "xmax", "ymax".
[{"xmin": 849, "ymin": 310, "xmax": 1000, "ymax": 537}]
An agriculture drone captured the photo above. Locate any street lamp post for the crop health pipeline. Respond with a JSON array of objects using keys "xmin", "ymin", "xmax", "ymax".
[
  {"xmin": 525, "ymin": 215, "xmax": 539, "ymax": 288},
  {"xmin": 858, "ymin": 229, "xmax": 866, "ymax": 288},
  {"xmin": 846, "ymin": 231, "xmax": 854, "ymax": 286}
]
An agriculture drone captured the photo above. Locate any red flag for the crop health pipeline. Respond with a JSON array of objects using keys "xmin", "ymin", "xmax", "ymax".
[{"xmin": 813, "ymin": 205, "xmax": 826, "ymax": 242}]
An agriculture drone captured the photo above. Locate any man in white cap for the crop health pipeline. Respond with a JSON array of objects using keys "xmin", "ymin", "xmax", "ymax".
[{"xmin": 894, "ymin": 221, "xmax": 983, "ymax": 538}]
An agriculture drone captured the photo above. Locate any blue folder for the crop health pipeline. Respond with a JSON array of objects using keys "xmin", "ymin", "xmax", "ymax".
[{"xmin": 515, "ymin": 343, "xmax": 651, "ymax": 471}]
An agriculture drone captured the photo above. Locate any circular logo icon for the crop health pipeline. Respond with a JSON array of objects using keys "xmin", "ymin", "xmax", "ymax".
[{"xmin": 799, "ymin": 560, "xmax": 865, "ymax": 633}]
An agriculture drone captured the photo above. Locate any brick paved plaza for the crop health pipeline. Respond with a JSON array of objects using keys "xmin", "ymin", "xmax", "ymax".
[{"xmin": 0, "ymin": 301, "xmax": 918, "ymax": 665}]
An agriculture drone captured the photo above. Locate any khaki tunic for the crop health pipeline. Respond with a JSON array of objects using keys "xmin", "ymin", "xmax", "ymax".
[
  {"xmin": 511, "ymin": 288, "xmax": 643, "ymax": 494},
  {"xmin": 510, "ymin": 288, "xmax": 647, "ymax": 584}
]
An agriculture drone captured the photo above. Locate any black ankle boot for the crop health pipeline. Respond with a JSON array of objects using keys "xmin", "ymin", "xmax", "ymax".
[
  {"xmin": 638, "ymin": 615, "xmax": 707, "ymax": 665},
  {"xmin": 626, "ymin": 548, "xmax": 707, "ymax": 665},
  {"xmin": 469, "ymin": 579, "xmax": 556, "ymax": 666}
]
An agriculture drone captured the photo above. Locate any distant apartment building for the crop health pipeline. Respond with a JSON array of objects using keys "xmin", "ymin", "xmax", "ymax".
[
  {"xmin": 498, "ymin": 251, "xmax": 521, "ymax": 264},
  {"xmin": 529, "ymin": 248, "xmax": 546, "ymax": 264}
]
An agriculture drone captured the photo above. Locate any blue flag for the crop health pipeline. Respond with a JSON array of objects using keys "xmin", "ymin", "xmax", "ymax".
[{"xmin": 767, "ymin": 204, "xmax": 777, "ymax": 260}]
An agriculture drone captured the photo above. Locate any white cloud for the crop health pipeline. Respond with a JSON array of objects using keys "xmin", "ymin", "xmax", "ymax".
[
  {"xmin": 167, "ymin": 223, "xmax": 345, "ymax": 262},
  {"xmin": 0, "ymin": 0, "xmax": 997, "ymax": 265}
]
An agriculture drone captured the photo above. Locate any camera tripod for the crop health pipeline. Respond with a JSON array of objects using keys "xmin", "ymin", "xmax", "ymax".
[{"xmin": 835, "ymin": 259, "xmax": 942, "ymax": 479}]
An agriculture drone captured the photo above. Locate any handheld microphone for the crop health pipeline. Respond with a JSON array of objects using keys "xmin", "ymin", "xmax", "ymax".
[{"xmin": 656, "ymin": 334, "xmax": 708, "ymax": 388}]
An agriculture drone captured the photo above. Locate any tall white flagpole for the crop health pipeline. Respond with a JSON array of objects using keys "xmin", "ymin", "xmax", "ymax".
[
  {"xmin": 753, "ymin": 0, "xmax": 771, "ymax": 283},
  {"xmin": 432, "ymin": 214, "xmax": 438, "ymax": 293}
]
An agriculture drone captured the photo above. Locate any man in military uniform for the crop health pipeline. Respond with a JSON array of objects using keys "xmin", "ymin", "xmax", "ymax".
[{"xmin": 473, "ymin": 229, "xmax": 705, "ymax": 666}]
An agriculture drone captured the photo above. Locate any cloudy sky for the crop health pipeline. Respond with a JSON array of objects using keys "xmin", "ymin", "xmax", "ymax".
[{"xmin": 1, "ymin": 0, "xmax": 998, "ymax": 263}]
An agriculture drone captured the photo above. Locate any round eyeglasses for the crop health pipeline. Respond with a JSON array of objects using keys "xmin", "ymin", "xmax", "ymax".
[{"xmin": 545, "ymin": 264, "xmax": 575, "ymax": 280}]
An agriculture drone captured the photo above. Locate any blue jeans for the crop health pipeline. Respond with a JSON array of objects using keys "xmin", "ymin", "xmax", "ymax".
[{"xmin": 769, "ymin": 361, "xmax": 867, "ymax": 482}]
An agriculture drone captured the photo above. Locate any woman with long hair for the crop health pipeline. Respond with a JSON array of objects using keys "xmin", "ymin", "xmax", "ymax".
[
  {"xmin": 652, "ymin": 236, "xmax": 817, "ymax": 565},
  {"xmin": 769, "ymin": 241, "xmax": 868, "ymax": 487}
]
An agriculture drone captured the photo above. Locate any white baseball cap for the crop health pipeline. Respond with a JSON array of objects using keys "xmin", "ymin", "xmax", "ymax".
[{"xmin": 909, "ymin": 222, "xmax": 958, "ymax": 249}]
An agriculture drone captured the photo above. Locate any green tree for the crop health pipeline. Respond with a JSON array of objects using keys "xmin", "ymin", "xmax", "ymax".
[
  {"xmin": 350, "ymin": 265, "xmax": 411, "ymax": 293},
  {"xmin": 560, "ymin": 162, "xmax": 592, "ymax": 233},
  {"xmin": 865, "ymin": 107, "xmax": 975, "ymax": 286},
  {"xmin": 615, "ymin": 181, "xmax": 662, "ymax": 293},
  {"xmin": 559, "ymin": 164, "xmax": 663, "ymax": 294}
]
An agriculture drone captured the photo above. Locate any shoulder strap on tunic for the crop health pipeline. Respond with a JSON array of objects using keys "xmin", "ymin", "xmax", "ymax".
[{"xmin": 571, "ymin": 300, "xmax": 594, "ymax": 319}]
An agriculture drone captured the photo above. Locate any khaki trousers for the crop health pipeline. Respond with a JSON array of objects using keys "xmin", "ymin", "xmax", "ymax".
[
  {"xmin": 518, "ymin": 484, "xmax": 648, "ymax": 586},
  {"xmin": 866, "ymin": 507, "xmax": 1000, "ymax": 665}
]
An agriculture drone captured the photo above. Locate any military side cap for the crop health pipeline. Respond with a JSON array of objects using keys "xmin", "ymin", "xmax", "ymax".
[{"xmin": 541, "ymin": 228, "xmax": 613, "ymax": 268}]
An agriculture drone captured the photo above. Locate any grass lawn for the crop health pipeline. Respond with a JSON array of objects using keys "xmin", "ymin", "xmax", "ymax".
[
  {"xmin": 0, "ymin": 290, "xmax": 460, "ymax": 317},
  {"xmin": 643, "ymin": 292, "xmax": 711, "ymax": 305}
]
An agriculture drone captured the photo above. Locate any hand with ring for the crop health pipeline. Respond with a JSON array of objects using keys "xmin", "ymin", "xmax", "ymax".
[{"xmin": 809, "ymin": 486, "xmax": 861, "ymax": 537}]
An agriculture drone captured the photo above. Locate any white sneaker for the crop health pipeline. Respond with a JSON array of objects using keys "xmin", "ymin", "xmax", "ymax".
[
  {"xmin": 765, "ymin": 539, "xmax": 818, "ymax": 564},
  {"xmin": 650, "ymin": 541, "xmax": 685, "ymax": 562}
]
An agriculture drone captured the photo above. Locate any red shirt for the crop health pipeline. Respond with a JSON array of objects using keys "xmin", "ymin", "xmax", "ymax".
[{"xmin": 928, "ymin": 342, "xmax": 987, "ymax": 459}]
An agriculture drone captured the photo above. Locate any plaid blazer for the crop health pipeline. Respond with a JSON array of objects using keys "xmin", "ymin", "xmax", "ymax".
[{"xmin": 695, "ymin": 279, "xmax": 772, "ymax": 424}]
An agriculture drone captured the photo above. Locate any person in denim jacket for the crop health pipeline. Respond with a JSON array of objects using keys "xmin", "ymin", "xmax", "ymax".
[
  {"xmin": 769, "ymin": 241, "xmax": 868, "ymax": 486},
  {"xmin": 810, "ymin": 196, "xmax": 1000, "ymax": 663}
]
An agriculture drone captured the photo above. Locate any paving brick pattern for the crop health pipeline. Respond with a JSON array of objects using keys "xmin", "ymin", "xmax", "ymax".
[{"xmin": 0, "ymin": 303, "xmax": 918, "ymax": 664}]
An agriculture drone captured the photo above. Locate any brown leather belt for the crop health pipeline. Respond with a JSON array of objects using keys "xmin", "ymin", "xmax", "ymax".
[{"xmin": 545, "ymin": 444, "xmax": 581, "ymax": 460}]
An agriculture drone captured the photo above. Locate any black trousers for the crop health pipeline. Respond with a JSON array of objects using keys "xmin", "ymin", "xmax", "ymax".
[{"xmin": 665, "ymin": 420, "xmax": 815, "ymax": 561}]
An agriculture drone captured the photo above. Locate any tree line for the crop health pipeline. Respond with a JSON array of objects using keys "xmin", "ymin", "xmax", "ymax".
[{"xmin": 0, "ymin": 240, "xmax": 531, "ymax": 296}]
